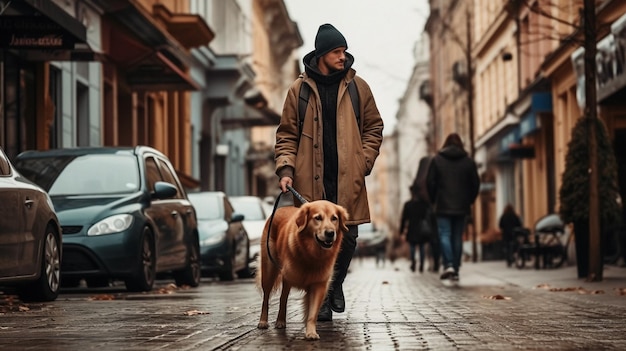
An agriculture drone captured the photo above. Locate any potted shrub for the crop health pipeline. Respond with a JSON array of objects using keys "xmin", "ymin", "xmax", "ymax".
[{"xmin": 559, "ymin": 116, "xmax": 621, "ymax": 278}]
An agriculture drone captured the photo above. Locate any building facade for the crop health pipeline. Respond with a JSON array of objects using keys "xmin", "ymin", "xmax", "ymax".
[
  {"xmin": 424, "ymin": 0, "xmax": 626, "ymax": 259},
  {"xmin": 1, "ymin": 0, "xmax": 302, "ymax": 198}
]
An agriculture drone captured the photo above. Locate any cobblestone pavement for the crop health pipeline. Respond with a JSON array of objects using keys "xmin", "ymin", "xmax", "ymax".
[{"xmin": 1, "ymin": 257, "xmax": 626, "ymax": 350}]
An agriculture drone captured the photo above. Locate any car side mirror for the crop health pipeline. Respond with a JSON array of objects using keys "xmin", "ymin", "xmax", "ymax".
[
  {"xmin": 153, "ymin": 181, "xmax": 177, "ymax": 199},
  {"xmin": 231, "ymin": 213, "xmax": 244, "ymax": 223}
]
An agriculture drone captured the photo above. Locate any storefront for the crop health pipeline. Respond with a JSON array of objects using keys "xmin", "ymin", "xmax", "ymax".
[{"xmin": 0, "ymin": 0, "xmax": 90, "ymax": 159}]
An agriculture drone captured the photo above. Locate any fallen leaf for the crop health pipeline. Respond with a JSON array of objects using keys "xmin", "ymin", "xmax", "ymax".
[
  {"xmin": 88, "ymin": 294, "xmax": 116, "ymax": 301},
  {"xmin": 184, "ymin": 310, "xmax": 210, "ymax": 316},
  {"xmin": 382, "ymin": 281, "xmax": 389, "ymax": 285},
  {"xmin": 535, "ymin": 284, "xmax": 551, "ymax": 289},
  {"xmin": 18, "ymin": 305, "xmax": 30, "ymax": 312},
  {"xmin": 615, "ymin": 288, "xmax": 626, "ymax": 296},
  {"xmin": 483, "ymin": 294, "xmax": 511, "ymax": 300},
  {"xmin": 155, "ymin": 288, "xmax": 174, "ymax": 295}
]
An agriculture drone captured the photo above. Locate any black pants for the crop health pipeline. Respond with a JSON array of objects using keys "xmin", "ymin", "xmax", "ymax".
[{"xmin": 332, "ymin": 225, "xmax": 358, "ymax": 289}]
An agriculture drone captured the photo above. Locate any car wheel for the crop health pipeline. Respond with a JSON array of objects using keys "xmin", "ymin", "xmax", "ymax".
[
  {"xmin": 19, "ymin": 226, "xmax": 61, "ymax": 302},
  {"xmin": 173, "ymin": 236, "xmax": 201, "ymax": 287},
  {"xmin": 125, "ymin": 227, "xmax": 156, "ymax": 292}
]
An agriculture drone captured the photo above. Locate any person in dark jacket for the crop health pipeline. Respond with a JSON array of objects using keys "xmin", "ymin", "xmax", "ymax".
[
  {"xmin": 499, "ymin": 204, "xmax": 523, "ymax": 267},
  {"xmin": 426, "ymin": 133, "xmax": 480, "ymax": 281},
  {"xmin": 400, "ymin": 185, "xmax": 435, "ymax": 272},
  {"xmin": 411, "ymin": 156, "xmax": 440, "ymax": 272}
]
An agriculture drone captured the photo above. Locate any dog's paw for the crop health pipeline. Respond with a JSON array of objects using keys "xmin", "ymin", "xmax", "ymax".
[
  {"xmin": 274, "ymin": 320, "xmax": 286, "ymax": 329},
  {"xmin": 304, "ymin": 332, "xmax": 320, "ymax": 340},
  {"xmin": 257, "ymin": 321, "xmax": 269, "ymax": 329}
]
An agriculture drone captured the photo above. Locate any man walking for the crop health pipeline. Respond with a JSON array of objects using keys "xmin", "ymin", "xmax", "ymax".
[
  {"xmin": 274, "ymin": 23, "xmax": 384, "ymax": 321},
  {"xmin": 426, "ymin": 133, "xmax": 479, "ymax": 282}
]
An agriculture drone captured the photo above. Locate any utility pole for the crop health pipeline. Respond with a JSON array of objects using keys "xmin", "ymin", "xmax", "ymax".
[
  {"xmin": 466, "ymin": 4, "xmax": 477, "ymax": 262},
  {"xmin": 583, "ymin": 0, "xmax": 601, "ymax": 281}
]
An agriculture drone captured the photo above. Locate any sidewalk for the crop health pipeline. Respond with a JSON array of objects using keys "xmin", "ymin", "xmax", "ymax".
[
  {"xmin": 349, "ymin": 256, "xmax": 626, "ymax": 307},
  {"xmin": 2, "ymin": 256, "xmax": 625, "ymax": 350},
  {"xmin": 456, "ymin": 259, "xmax": 626, "ymax": 307}
]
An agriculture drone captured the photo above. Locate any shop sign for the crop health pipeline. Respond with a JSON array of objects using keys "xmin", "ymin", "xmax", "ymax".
[
  {"xmin": 0, "ymin": 16, "xmax": 75, "ymax": 49},
  {"xmin": 572, "ymin": 13, "xmax": 626, "ymax": 105}
]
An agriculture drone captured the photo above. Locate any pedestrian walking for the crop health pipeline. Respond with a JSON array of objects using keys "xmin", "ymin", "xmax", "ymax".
[
  {"xmin": 274, "ymin": 23, "xmax": 384, "ymax": 321},
  {"xmin": 411, "ymin": 156, "xmax": 440, "ymax": 272},
  {"xmin": 499, "ymin": 204, "xmax": 523, "ymax": 267},
  {"xmin": 426, "ymin": 133, "xmax": 480, "ymax": 282},
  {"xmin": 400, "ymin": 185, "xmax": 435, "ymax": 272}
]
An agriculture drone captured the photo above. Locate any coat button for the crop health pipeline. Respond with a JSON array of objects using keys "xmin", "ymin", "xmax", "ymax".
[
  {"xmin": 314, "ymin": 144, "xmax": 318, "ymax": 148},
  {"xmin": 314, "ymin": 116, "xmax": 318, "ymax": 121},
  {"xmin": 315, "ymin": 175, "xmax": 319, "ymax": 180}
]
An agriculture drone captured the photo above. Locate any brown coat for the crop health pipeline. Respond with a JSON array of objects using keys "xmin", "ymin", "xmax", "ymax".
[{"xmin": 275, "ymin": 69, "xmax": 384, "ymax": 225}]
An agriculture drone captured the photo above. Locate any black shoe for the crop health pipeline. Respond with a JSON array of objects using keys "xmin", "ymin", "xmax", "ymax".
[
  {"xmin": 440, "ymin": 267, "xmax": 455, "ymax": 280},
  {"xmin": 410, "ymin": 262, "xmax": 416, "ymax": 272},
  {"xmin": 317, "ymin": 300, "xmax": 332, "ymax": 321},
  {"xmin": 329, "ymin": 285, "xmax": 345, "ymax": 313}
]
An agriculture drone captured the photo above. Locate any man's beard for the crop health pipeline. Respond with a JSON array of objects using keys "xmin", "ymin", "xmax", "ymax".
[{"xmin": 328, "ymin": 63, "xmax": 344, "ymax": 73}]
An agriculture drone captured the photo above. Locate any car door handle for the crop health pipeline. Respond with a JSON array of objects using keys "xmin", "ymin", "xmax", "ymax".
[{"xmin": 24, "ymin": 199, "xmax": 34, "ymax": 209}]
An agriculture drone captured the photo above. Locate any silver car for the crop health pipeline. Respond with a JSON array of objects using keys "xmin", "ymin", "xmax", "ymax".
[
  {"xmin": 229, "ymin": 196, "xmax": 270, "ymax": 272},
  {"xmin": 0, "ymin": 147, "xmax": 62, "ymax": 302},
  {"xmin": 188, "ymin": 192, "xmax": 252, "ymax": 281}
]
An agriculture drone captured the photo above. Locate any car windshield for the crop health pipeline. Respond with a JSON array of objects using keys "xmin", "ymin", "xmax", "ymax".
[
  {"xmin": 230, "ymin": 198, "xmax": 265, "ymax": 220},
  {"xmin": 16, "ymin": 154, "xmax": 140, "ymax": 195},
  {"xmin": 188, "ymin": 193, "xmax": 222, "ymax": 220}
]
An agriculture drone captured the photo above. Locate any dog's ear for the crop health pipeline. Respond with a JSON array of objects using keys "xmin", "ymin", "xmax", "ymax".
[
  {"xmin": 295, "ymin": 203, "xmax": 309, "ymax": 232},
  {"xmin": 337, "ymin": 205, "xmax": 349, "ymax": 233}
]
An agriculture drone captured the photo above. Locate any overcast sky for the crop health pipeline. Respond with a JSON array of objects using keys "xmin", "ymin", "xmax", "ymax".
[{"xmin": 283, "ymin": 1, "xmax": 430, "ymax": 134}]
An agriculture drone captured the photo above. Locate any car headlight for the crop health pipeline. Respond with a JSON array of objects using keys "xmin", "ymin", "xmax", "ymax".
[
  {"xmin": 88, "ymin": 214, "xmax": 134, "ymax": 236},
  {"xmin": 201, "ymin": 232, "xmax": 226, "ymax": 246}
]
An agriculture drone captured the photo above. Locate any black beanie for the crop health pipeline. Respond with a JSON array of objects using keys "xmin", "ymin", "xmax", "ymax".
[{"xmin": 314, "ymin": 24, "xmax": 348, "ymax": 58}]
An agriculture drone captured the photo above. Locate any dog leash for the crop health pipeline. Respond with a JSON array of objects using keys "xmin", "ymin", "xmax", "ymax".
[
  {"xmin": 265, "ymin": 185, "xmax": 309, "ymax": 267},
  {"xmin": 286, "ymin": 185, "xmax": 308, "ymax": 205}
]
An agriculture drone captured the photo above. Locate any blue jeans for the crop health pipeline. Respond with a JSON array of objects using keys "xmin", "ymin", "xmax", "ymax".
[
  {"xmin": 436, "ymin": 215, "xmax": 467, "ymax": 273},
  {"xmin": 409, "ymin": 243, "xmax": 425, "ymax": 268}
]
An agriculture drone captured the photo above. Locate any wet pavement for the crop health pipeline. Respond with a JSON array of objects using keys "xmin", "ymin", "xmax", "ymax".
[{"xmin": 1, "ymin": 257, "xmax": 626, "ymax": 350}]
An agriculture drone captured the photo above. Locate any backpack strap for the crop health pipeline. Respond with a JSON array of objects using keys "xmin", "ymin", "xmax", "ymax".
[
  {"xmin": 347, "ymin": 80, "xmax": 361, "ymax": 132},
  {"xmin": 298, "ymin": 81, "xmax": 311, "ymax": 139}
]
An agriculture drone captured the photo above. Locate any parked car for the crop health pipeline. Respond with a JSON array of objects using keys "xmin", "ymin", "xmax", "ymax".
[
  {"xmin": 0, "ymin": 147, "xmax": 62, "ymax": 302},
  {"xmin": 14, "ymin": 146, "xmax": 201, "ymax": 292},
  {"xmin": 229, "ymin": 196, "xmax": 270, "ymax": 272},
  {"xmin": 187, "ymin": 192, "xmax": 252, "ymax": 281},
  {"xmin": 356, "ymin": 223, "xmax": 388, "ymax": 257}
]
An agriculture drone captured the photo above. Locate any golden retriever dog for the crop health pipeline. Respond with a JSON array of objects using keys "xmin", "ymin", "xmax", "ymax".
[{"xmin": 256, "ymin": 200, "xmax": 349, "ymax": 340}]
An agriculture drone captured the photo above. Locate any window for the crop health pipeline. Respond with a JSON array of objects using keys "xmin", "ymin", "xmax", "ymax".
[
  {"xmin": 76, "ymin": 81, "xmax": 89, "ymax": 146},
  {"xmin": 0, "ymin": 150, "xmax": 10, "ymax": 176},
  {"xmin": 49, "ymin": 66, "xmax": 62, "ymax": 149},
  {"xmin": 157, "ymin": 158, "xmax": 183, "ymax": 199},
  {"xmin": 145, "ymin": 156, "xmax": 161, "ymax": 193}
]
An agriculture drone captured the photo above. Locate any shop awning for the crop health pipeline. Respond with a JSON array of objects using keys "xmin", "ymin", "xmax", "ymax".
[
  {"xmin": 220, "ymin": 103, "xmax": 282, "ymax": 129},
  {"xmin": 0, "ymin": 0, "xmax": 90, "ymax": 58},
  {"xmin": 152, "ymin": 4, "xmax": 214, "ymax": 49},
  {"xmin": 21, "ymin": 0, "xmax": 86, "ymax": 45},
  {"xmin": 98, "ymin": 0, "xmax": 201, "ymax": 91},
  {"xmin": 103, "ymin": 22, "xmax": 198, "ymax": 90}
]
